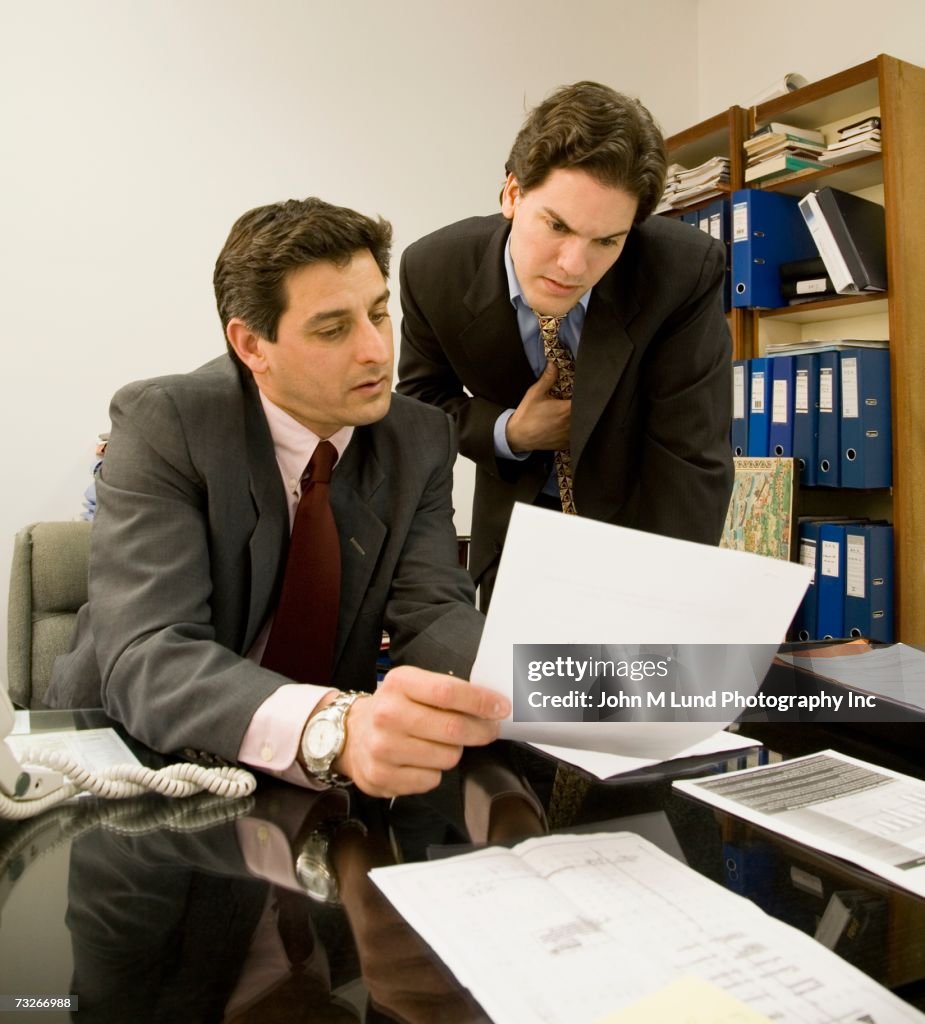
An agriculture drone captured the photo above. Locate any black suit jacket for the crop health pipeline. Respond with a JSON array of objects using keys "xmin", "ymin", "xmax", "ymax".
[
  {"xmin": 397, "ymin": 213, "xmax": 734, "ymax": 591},
  {"xmin": 46, "ymin": 356, "xmax": 483, "ymax": 761}
]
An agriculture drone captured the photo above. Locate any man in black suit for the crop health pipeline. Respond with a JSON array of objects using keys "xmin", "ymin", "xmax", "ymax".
[{"xmin": 398, "ymin": 82, "xmax": 734, "ymax": 609}]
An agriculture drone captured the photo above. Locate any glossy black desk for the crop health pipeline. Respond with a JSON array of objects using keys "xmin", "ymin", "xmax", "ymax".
[{"xmin": 2, "ymin": 710, "xmax": 924, "ymax": 1022}]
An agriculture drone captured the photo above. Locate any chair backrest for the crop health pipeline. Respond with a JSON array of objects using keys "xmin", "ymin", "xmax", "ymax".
[{"xmin": 7, "ymin": 521, "xmax": 91, "ymax": 708}]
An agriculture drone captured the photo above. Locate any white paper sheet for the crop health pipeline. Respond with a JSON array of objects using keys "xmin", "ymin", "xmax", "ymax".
[
  {"xmin": 472, "ymin": 504, "xmax": 811, "ymax": 758},
  {"xmin": 675, "ymin": 750, "xmax": 925, "ymax": 899},
  {"xmin": 531, "ymin": 729, "xmax": 759, "ymax": 781},
  {"xmin": 372, "ymin": 831, "xmax": 921, "ymax": 1024},
  {"xmin": 7, "ymin": 728, "xmax": 142, "ymax": 773},
  {"xmin": 779, "ymin": 644, "xmax": 925, "ymax": 711}
]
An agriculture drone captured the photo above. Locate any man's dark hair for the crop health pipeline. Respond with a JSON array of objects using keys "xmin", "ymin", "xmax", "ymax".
[
  {"xmin": 214, "ymin": 197, "xmax": 393, "ymax": 342},
  {"xmin": 505, "ymin": 82, "xmax": 667, "ymax": 223}
]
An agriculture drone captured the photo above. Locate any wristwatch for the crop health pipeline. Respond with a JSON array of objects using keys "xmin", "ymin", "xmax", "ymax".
[
  {"xmin": 300, "ymin": 691, "xmax": 366, "ymax": 785},
  {"xmin": 295, "ymin": 817, "xmax": 367, "ymax": 903}
]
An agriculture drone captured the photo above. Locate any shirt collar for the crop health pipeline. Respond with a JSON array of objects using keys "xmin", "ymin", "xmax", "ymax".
[{"xmin": 259, "ymin": 391, "xmax": 353, "ymax": 498}]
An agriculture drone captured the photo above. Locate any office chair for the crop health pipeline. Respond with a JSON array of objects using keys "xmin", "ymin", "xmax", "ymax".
[{"xmin": 7, "ymin": 521, "xmax": 91, "ymax": 708}]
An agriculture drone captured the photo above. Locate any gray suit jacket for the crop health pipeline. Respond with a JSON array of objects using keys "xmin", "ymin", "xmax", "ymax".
[
  {"xmin": 46, "ymin": 356, "xmax": 483, "ymax": 760},
  {"xmin": 397, "ymin": 214, "xmax": 734, "ymax": 590}
]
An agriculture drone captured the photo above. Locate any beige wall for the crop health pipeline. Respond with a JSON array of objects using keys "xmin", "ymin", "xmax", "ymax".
[
  {"xmin": 696, "ymin": 0, "xmax": 925, "ymax": 117},
  {"xmin": 0, "ymin": 0, "xmax": 700, "ymax": 678}
]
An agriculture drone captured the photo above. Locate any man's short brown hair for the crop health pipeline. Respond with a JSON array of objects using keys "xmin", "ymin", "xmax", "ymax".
[
  {"xmin": 214, "ymin": 197, "xmax": 393, "ymax": 342},
  {"xmin": 505, "ymin": 82, "xmax": 667, "ymax": 223}
]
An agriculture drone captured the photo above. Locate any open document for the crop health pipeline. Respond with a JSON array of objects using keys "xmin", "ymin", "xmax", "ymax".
[
  {"xmin": 471, "ymin": 503, "xmax": 811, "ymax": 759},
  {"xmin": 779, "ymin": 643, "xmax": 925, "ymax": 713},
  {"xmin": 675, "ymin": 750, "xmax": 925, "ymax": 899},
  {"xmin": 371, "ymin": 831, "xmax": 922, "ymax": 1024}
]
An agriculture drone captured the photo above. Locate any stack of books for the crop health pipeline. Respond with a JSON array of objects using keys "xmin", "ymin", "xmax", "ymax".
[
  {"xmin": 744, "ymin": 121, "xmax": 827, "ymax": 183},
  {"xmin": 655, "ymin": 156, "xmax": 729, "ymax": 213},
  {"xmin": 819, "ymin": 116, "xmax": 882, "ymax": 165}
]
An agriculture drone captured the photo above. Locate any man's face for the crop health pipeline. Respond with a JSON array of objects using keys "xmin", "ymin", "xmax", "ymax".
[
  {"xmin": 245, "ymin": 250, "xmax": 393, "ymax": 437},
  {"xmin": 501, "ymin": 167, "xmax": 639, "ymax": 317}
]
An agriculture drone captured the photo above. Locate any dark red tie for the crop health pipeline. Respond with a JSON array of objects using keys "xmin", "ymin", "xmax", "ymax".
[{"xmin": 262, "ymin": 441, "xmax": 341, "ymax": 683}]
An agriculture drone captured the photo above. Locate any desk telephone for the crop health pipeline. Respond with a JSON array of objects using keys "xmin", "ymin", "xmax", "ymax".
[{"xmin": 0, "ymin": 686, "xmax": 256, "ymax": 818}]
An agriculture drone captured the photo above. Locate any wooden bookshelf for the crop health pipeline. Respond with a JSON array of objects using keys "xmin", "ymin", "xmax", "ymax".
[{"xmin": 664, "ymin": 55, "xmax": 925, "ymax": 642}]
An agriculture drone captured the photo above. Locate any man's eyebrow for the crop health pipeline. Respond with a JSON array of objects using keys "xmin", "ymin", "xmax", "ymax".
[
  {"xmin": 304, "ymin": 289, "xmax": 391, "ymax": 329},
  {"xmin": 542, "ymin": 206, "xmax": 630, "ymax": 242}
]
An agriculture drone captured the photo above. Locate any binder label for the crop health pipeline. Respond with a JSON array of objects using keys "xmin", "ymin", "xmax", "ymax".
[
  {"xmin": 821, "ymin": 539, "xmax": 839, "ymax": 577},
  {"xmin": 820, "ymin": 367, "xmax": 834, "ymax": 412},
  {"xmin": 841, "ymin": 356, "xmax": 859, "ymax": 418},
  {"xmin": 751, "ymin": 371, "xmax": 766, "ymax": 413},
  {"xmin": 799, "ymin": 539, "xmax": 817, "ymax": 581},
  {"xmin": 772, "ymin": 379, "xmax": 789, "ymax": 424},
  {"xmin": 846, "ymin": 534, "xmax": 866, "ymax": 598},
  {"xmin": 733, "ymin": 364, "xmax": 746, "ymax": 419},
  {"xmin": 795, "ymin": 369, "xmax": 809, "ymax": 414},
  {"xmin": 732, "ymin": 202, "xmax": 748, "ymax": 242}
]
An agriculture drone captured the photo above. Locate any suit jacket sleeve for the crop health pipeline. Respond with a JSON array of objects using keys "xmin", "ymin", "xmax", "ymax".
[
  {"xmin": 615, "ymin": 230, "xmax": 733, "ymax": 544},
  {"xmin": 81, "ymin": 381, "xmax": 293, "ymax": 761},
  {"xmin": 374, "ymin": 405, "xmax": 485, "ymax": 675}
]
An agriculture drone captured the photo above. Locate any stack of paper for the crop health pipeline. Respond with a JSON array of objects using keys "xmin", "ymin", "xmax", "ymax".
[
  {"xmin": 820, "ymin": 116, "xmax": 882, "ymax": 165},
  {"xmin": 656, "ymin": 157, "xmax": 729, "ymax": 212}
]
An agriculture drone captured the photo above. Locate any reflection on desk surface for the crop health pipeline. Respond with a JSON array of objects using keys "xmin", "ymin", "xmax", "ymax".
[{"xmin": 2, "ymin": 710, "xmax": 925, "ymax": 1021}]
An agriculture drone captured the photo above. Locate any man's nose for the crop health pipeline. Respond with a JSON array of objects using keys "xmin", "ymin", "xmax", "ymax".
[
  {"xmin": 356, "ymin": 317, "xmax": 392, "ymax": 363},
  {"xmin": 556, "ymin": 237, "xmax": 588, "ymax": 279}
]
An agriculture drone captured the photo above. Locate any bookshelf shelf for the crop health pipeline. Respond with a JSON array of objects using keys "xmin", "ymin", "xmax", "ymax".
[
  {"xmin": 759, "ymin": 294, "xmax": 888, "ymax": 324},
  {"xmin": 664, "ymin": 55, "xmax": 924, "ymax": 642},
  {"xmin": 761, "ymin": 156, "xmax": 883, "ymax": 196}
]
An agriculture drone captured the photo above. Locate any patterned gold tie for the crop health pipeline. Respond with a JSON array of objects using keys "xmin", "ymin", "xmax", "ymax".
[
  {"xmin": 536, "ymin": 314, "xmax": 589, "ymax": 827},
  {"xmin": 536, "ymin": 314, "xmax": 576, "ymax": 515}
]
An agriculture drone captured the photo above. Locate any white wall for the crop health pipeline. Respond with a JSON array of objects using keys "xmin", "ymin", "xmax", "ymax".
[
  {"xmin": 696, "ymin": 0, "xmax": 925, "ymax": 117},
  {"xmin": 0, "ymin": 0, "xmax": 700, "ymax": 681}
]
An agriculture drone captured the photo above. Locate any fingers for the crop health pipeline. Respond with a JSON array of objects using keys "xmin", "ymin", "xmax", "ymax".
[
  {"xmin": 533, "ymin": 359, "xmax": 559, "ymax": 391},
  {"xmin": 383, "ymin": 665, "xmax": 509, "ymax": 720},
  {"xmin": 337, "ymin": 669, "xmax": 511, "ymax": 798}
]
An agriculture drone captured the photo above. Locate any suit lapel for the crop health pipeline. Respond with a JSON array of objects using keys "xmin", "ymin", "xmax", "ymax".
[
  {"xmin": 458, "ymin": 219, "xmax": 536, "ymax": 403},
  {"xmin": 571, "ymin": 255, "xmax": 641, "ymax": 468},
  {"xmin": 240, "ymin": 374, "xmax": 289, "ymax": 651},
  {"xmin": 329, "ymin": 431, "xmax": 387, "ymax": 667}
]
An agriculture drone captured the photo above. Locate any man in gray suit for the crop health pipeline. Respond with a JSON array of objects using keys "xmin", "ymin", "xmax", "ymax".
[
  {"xmin": 398, "ymin": 83, "xmax": 734, "ymax": 609},
  {"xmin": 47, "ymin": 197, "xmax": 508, "ymax": 798}
]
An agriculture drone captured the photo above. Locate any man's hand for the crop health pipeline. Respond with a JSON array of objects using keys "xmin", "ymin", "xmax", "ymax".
[
  {"xmin": 505, "ymin": 361, "xmax": 571, "ymax": 453},
  {"xmin": 334, "ymin": 666, "xmax": 509, "ymax": 798}
]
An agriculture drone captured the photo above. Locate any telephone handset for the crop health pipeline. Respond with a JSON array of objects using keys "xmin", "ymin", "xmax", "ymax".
[{"xmin": 0, "ymin": 686, "xmax": 256, "ymax": 819}]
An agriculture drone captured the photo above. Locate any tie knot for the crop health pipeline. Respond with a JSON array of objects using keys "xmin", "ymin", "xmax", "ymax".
[
  {"xmin": 535, "ymin": 313, "xmax": 564, "ymax": 342},
  {"xmin": 303, "ymin": 440, "xmax": 337, "ymax": 488}
]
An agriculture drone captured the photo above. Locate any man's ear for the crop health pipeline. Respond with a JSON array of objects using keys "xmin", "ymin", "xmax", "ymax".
[
  {"xmin": 500, "ymin": 173, "xmax": 522, "ymax": 220},
  {"xmin": 226, "ymin": 318, "xmax": 267, "ymax": 374}
]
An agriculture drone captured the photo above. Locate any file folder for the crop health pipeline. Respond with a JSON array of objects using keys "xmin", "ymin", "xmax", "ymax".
[
  {"xmin": 840, "ymin": 348, "xmax": 892, "ymax": 489},
  {"xmin": 731, "ymin": 360, "xmax": 749, "ymax": 456},
  {"xmin": 817, "ymin": 522, "xmax": 849, "ymax": 639},
  {"xmin": 700, "ymin": 198, "xmax": 731, "ymax": 312},
  {"xmin": 731, "ymin": 190, "xmax": 818, "ymax": 308},
  {"xmin": 816, "ymin": 350, "xmax": 841, "ymax": 487},
  {"xmin": 746, "ymin": 358, "xmax": 770, "ymax": 456},
  {"xmin": 768, "ymin": 356, "xmax": 795, "ymax": 457},
  {"xmin": 844, "ymin": 523, "xmax": 894, "ymax": 643},
  {"xmin": 792, "ymin": 353, "xmax": 819, "ymax": 487},
  {"xmin": 798, "ymin": 188, "xmax": 887, "ymax": 294},
  {"xmin": 796, "ymin": 520, "xmax": 822, "ymax": 640}
]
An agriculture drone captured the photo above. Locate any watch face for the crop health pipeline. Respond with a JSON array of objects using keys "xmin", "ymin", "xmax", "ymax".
[
  {"xmin": 296, "ymin": 852, "xmax": 339, "ymax": 903},
  {"xmin": 306, "ymin": 718, "xmax": 339, "ymax": 759}
]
